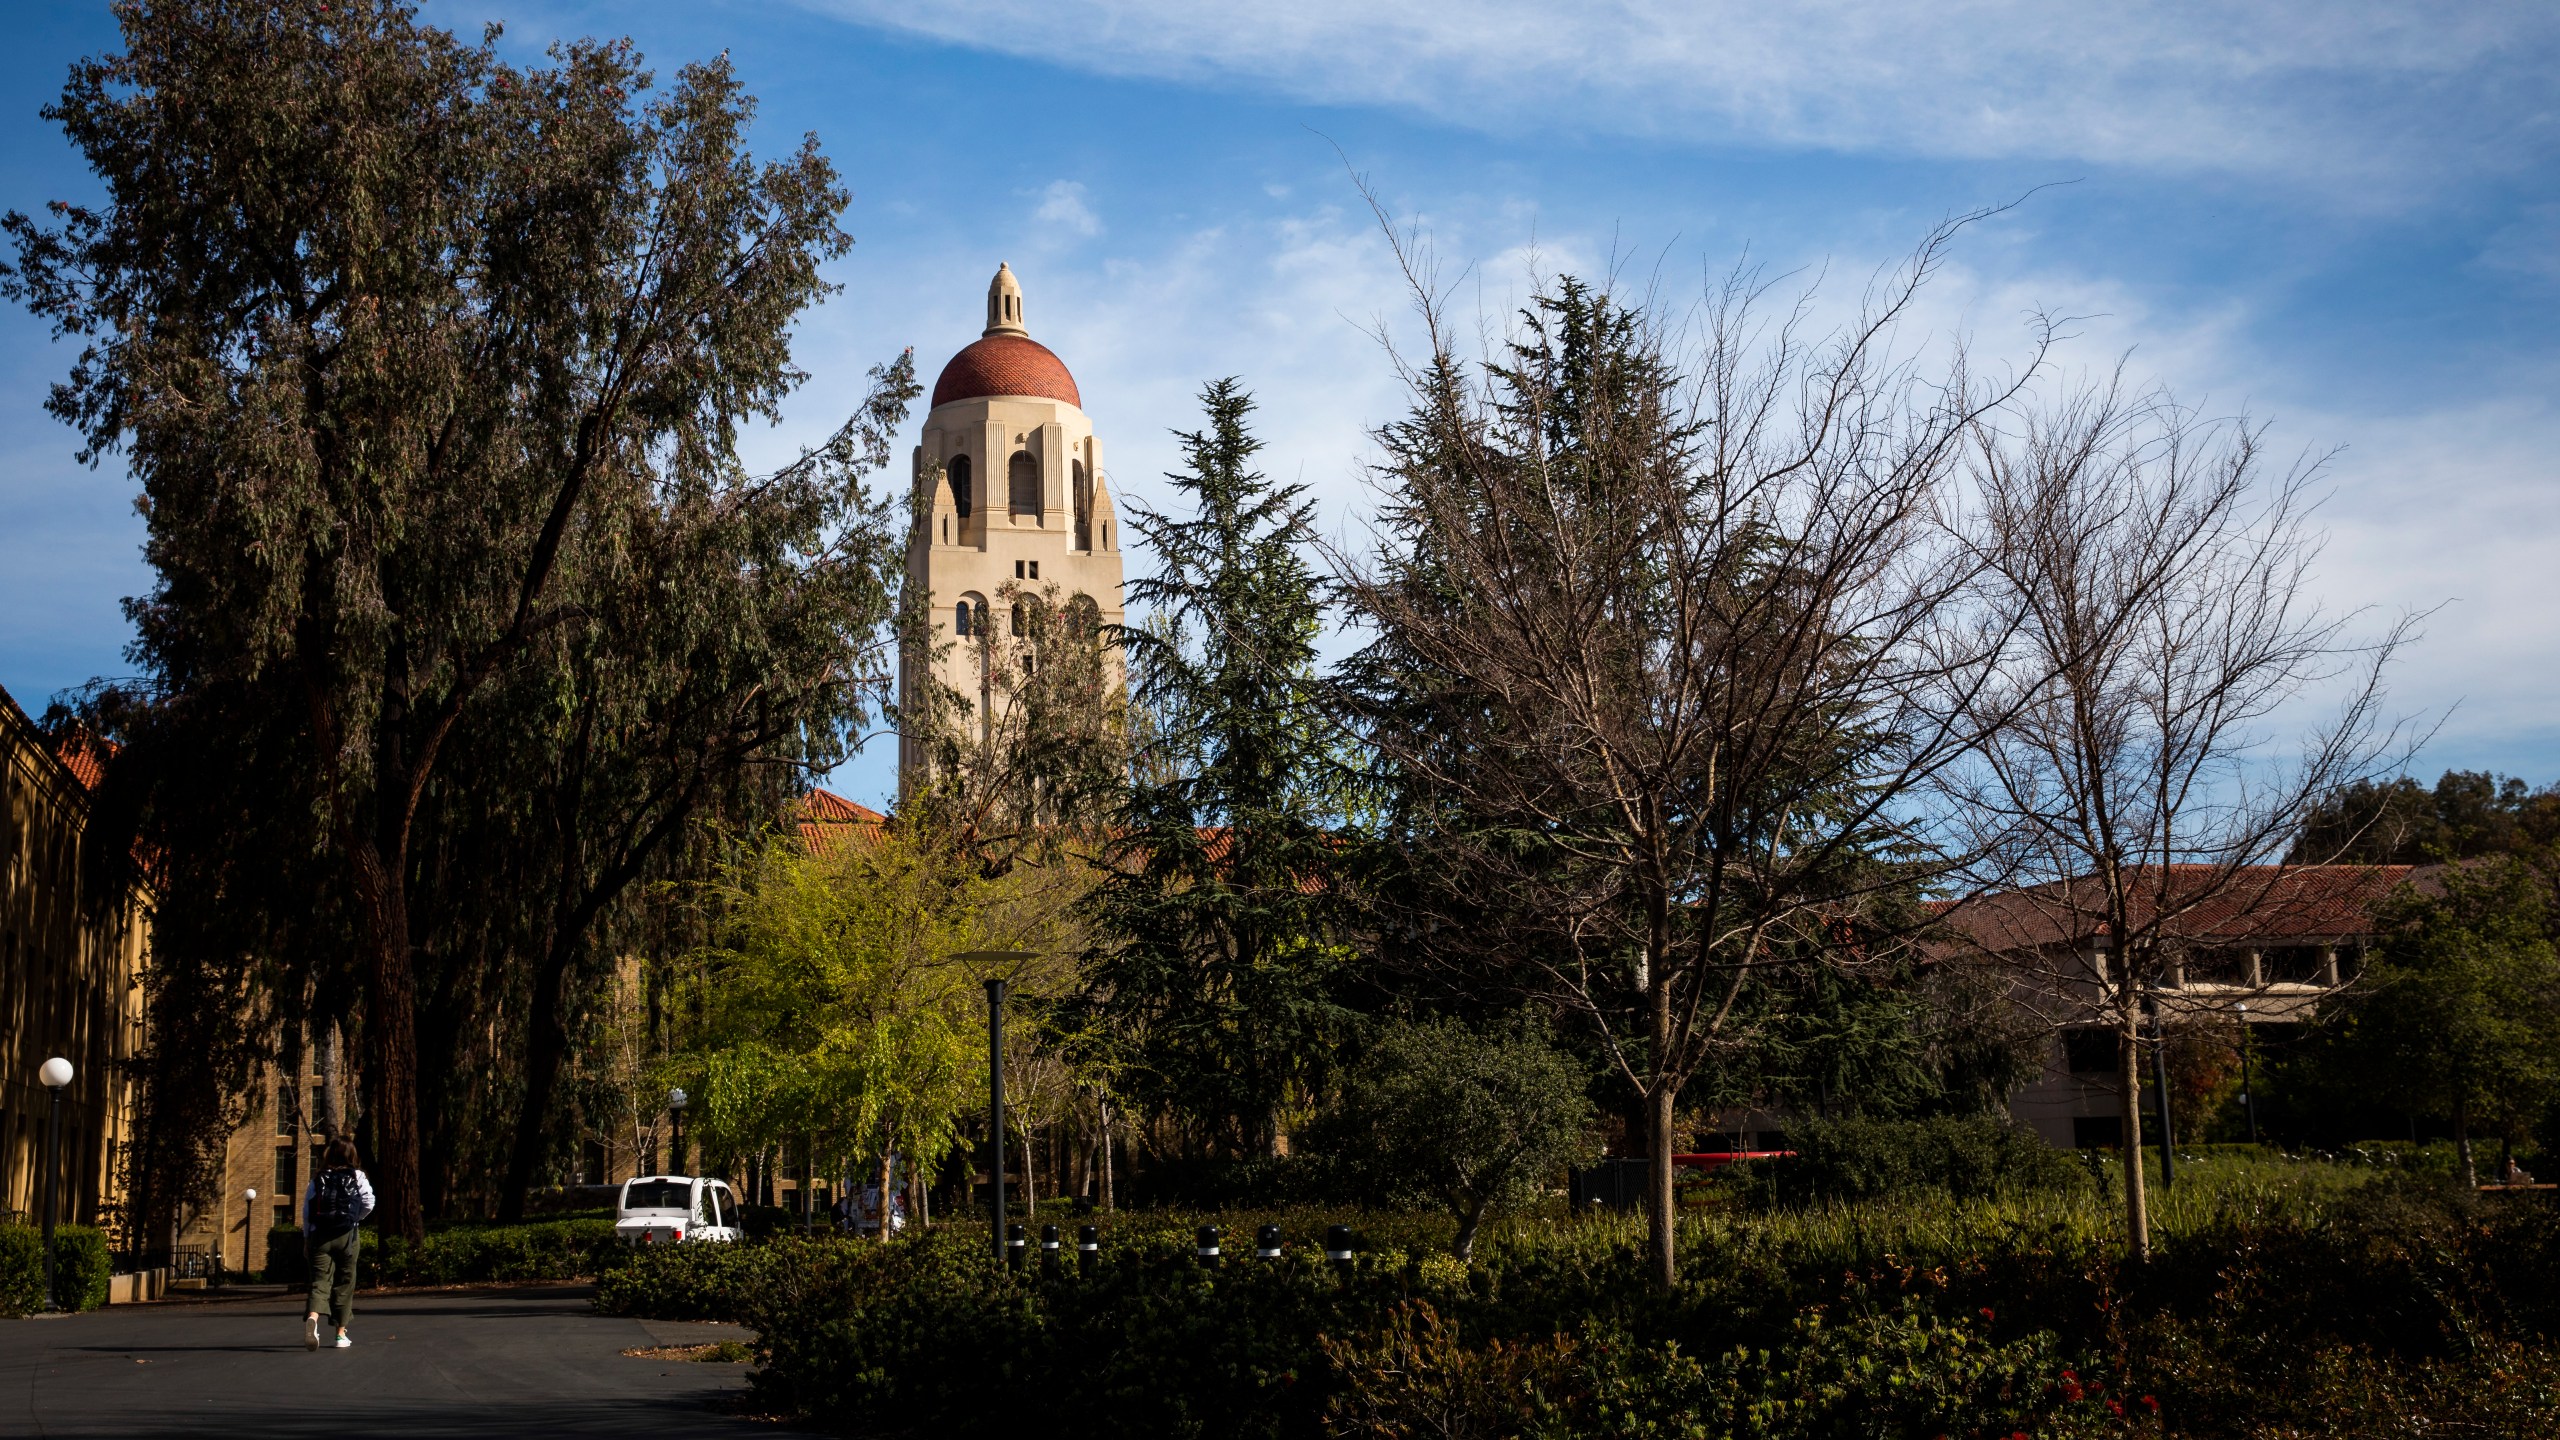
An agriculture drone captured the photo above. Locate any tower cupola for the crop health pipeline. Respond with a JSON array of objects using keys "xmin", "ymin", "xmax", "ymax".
[{"xmin": 985, "ymin": 262, "xmax": 1027, "ymax": 338}]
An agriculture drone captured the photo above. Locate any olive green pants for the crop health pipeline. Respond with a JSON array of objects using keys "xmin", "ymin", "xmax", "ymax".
[{"xmin": 305, "ymin": 1228, "xmax": 360, "ymax": 1331}]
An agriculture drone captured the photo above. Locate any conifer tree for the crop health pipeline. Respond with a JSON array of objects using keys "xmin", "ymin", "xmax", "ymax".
[{"xmin": 1083, "ymin": 379, "xmax": 1346, "ymax": 1159}]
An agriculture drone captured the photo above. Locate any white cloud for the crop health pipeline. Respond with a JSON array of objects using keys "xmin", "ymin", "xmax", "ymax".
[
  {"xmin": 798, "ymin": 0, "xmax": 2560, "ymax": 191},
  {"xmin": 1033, "ymin": 179, "xmax": 1101, "ymax": 237}
]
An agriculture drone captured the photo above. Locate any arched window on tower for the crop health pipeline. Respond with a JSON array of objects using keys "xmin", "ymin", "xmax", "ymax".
[
  {"xmin": 1009, "ymin": 450, "xmax": 1040, "ymax": 521},
  {"xmin": 1010, "ymin": 601, "xmax": 1026, "ymax": 637},
  {"xmin": 1073, "ymin": 460, "xmax": 1092, "ymax": 549},
  {"xmin": 947, "ymin": 454, "xmax": 973, "ymax": 519},
  {"xmin": 954, "ymin": 600, "xmax": 973, "ymax": 638}
]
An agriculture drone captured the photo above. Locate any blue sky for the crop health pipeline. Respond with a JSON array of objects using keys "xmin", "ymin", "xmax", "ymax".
[{"xmin": 3, "ymin": 1, "xmax": 2556, "ymax": 810}]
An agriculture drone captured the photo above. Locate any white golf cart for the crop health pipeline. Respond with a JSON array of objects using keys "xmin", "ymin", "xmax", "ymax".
[{"xmin": 614, "ymin": 1175, "xmax": 740, "ymax": 1244}]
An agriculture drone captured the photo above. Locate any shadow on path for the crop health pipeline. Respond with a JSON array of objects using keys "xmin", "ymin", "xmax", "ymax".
[{"xmin": 3, "ymin": 1286, "xmax": 792, "ymax": 1438}]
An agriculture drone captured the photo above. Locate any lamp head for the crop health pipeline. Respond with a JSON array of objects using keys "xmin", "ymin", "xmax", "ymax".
[
  {"xmin": 667, "ymin": 1086, "xmax": 688, "ymax": 1113},
  {"xmin": 38, "ymin": 1057, "xmax": 73, "ymax": 1089},
  {"xmin": 245, "ymin": 1188, "xmax": 258, "ymax": 1201}
]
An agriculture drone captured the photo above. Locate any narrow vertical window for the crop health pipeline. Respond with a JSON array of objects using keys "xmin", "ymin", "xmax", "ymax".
[
  {"xmin": 1011, "ymin": 602, "xmax": 1026, "ymax": 636},
  {"xmin": 948, "ymin": 454, "xmax": 973, "ymax": 519},
  {"xmin": 955, "ymin": 601, "xmax": 972, "ymax": 638},
  {"xmin": 1073, "ymin": 460, "xmax": 1091, "ymax": 549},
  {"xmin": 1009, "ymin": 451, "xmax": 1040, "ymax": 519}
]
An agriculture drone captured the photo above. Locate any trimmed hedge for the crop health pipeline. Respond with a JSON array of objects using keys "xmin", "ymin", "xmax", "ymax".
[
  {"xmin": 1723, "ymin": 1114, "xmax": 2091, "ymax": 1207},
  {"xmin": 367, "ymin": 1218, "xmax": 621, "ymax": 1286},
  {"xmin": 592, "ymin": 1183, "xmax": 2560, "ymax": 1438},
  {"xmin": 0, "ymin": 1224, "xmax": 112, "ymax": 1316}
]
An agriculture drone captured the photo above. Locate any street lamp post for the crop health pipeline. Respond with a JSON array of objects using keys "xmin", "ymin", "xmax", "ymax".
[
  {"xmin": 38, "ymin": 1057, "xmax": 72, "ymax": 1311},
  {"xmin": 667, "ymin": 1088, "xmax": 689, "ymax": 1177},
  {"xmin": 955, "ymin": 952, "xmax": 1036, "ymax": 1262},
  {"xmin": 243, "ymin": 1188, "xmax": 259, "ymax": 1279}
]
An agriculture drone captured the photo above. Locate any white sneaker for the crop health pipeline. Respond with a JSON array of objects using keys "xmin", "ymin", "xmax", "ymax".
[
  {"xmin": 304, "ymin": 1316, "xmax": 320, "ymax": 1351},
  {"xmin": 333, "ymin": 1333, "xmax": 352, "ymax": 1349}
]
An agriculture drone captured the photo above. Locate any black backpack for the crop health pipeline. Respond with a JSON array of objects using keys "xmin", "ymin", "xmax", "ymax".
[{"xmin": 311, "ymin": 1168, "xmax": 362, "ymax": 1230}]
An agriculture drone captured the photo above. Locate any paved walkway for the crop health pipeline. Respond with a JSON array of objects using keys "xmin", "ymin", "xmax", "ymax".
[{"xmin": 1, "ymin": 1284, "xmax": 788, "ymax": 1437}]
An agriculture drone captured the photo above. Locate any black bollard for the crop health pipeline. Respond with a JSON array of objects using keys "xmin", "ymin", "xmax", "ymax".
[
  {"xmin": 1323, "ymin": 1224, "xmax": 1354, "ymax": 1279},
  {"xmin": 1078, "ymin": 1223, "xmax": 1100, "ymax": 1278},
  {"xmin": 1195, "ymin": 1224, "xmax": 1221, "ymax": 1267},
  {"xmin": 1006, "ymin": 1223, "xmax": 1027, "ymax": 1271},
  {"xmin": 1255, "ymin": 1223, "xmax": 1283, "ymax": 1260},
  {"xmin": 1040, "ymin": 1223, "xmax": 1061, "ymax": 1274}
]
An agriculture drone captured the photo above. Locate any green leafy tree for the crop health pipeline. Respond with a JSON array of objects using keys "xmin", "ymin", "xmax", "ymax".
[
  {"xmin": 2316, "ymin": 858, "xmax": 2560, "ymax": 1186},
  {"xmin": 1084, "ymin": 379, "xmax": 1348, "ymax": 1160},
  {"xmin": 684, "ymin": 827, "xmax": 986, "ymax": 1236},
  {"xmin": 5, "ymin": 2, "xmax": 858, "ymax": 1237},
  {"xmin": 1308, "ymin": 1015, "xmax": 1596, "ymax": 1260}
]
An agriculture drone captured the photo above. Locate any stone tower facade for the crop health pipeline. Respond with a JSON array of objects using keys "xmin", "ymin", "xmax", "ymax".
[{"xmin": 899, "ymin": 265, "xmax": 1126, "ymax": 780}]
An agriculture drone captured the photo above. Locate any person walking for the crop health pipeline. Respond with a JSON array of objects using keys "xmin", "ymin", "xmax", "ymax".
[{"xmin": 301, "ymin": 1136, "xmax": 375, "ymax": 1351}]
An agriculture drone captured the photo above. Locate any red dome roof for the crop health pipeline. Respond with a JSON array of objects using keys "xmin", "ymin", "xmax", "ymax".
[{"xmin": 930, "ymin": 334, "xmax": 1082, "ymax": 410}]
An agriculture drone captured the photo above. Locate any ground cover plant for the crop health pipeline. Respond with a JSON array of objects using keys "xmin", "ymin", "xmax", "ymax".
[{"xmin": 593, "ymin": 1157, "xmax": 2560, "ymax": 1436}]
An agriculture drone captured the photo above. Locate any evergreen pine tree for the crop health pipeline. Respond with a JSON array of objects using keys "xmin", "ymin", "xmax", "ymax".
[{"xmin": 1083, "ymin": 379, "xmax": 1345, "ymax": 1160}]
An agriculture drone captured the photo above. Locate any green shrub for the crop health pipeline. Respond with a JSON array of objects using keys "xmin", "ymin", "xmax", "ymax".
[
  {"xmin": 586, "ymin": 1180, "xmax": 2560, "ymax": 1438},
  {"xmin": 49, "ymin": 1225, "xmax": 110, "ymax": 1311},
  {"xmin": 0, "ymin": 1225, "xmax": 113, "ymax": 1315},
  {"xmin": 594, "ymin": 1237, "xmax": 784, "ymax": 1320},
  {"xmin": 0, "ymin": 1225, "xmax": 42, "ymax": 1317},
  {"xmin": 265, "ymin": 1226, "xmax": 306, "ymax": 1285},
  {"xmin": 1724, "ymin": 1114, "xmax": 2091, "ymax": 1208},
  {"xmin": 366, "ymin": 1218, "xmax": 620, "ymax": 1286}
]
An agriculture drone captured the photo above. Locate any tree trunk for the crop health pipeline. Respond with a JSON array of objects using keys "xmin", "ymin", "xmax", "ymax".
[
  {"xmin": 1453, "ymin": 1197, "xmax": 1488, "ymax": 1263},
  {"xmin": 1099, "ymin": 1097, "xmax": 1115, "ymax": 1213},
  {"xmin": 1647, "ymin": 1082, "xmax": 1677, "ymax": 1289},
  {"xmin": 349, "ymin": 840, "xmax": 426, "ymax": 1243},
  {"xmin": 2455, "ymin": 1096, "xmax": 2475, "ymax": 1190},
  {"xmin": 878, "ymin": 1145, "xmax": 896, "ymax": 1247},
  {"xmin": 317, "ymin": 1021, "xmax": 341, "ymax": 1138},
  {"xmin": 498, "ymin": 936, "xmax": 580, "ymax": 1222},
  {"xmin": 2118, "ymin": 1015, "xmax": 2151, "ymax": 1263}
]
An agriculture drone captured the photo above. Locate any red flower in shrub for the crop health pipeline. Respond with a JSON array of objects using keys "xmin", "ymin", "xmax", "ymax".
[
  {"xmin": 2060, "ymin": 1381, "xmax": 2085, "ymax": 1403},
  {"xmin": 2141, "ymin": 1395, "xmax": 2160, "ymax": 1413},
  {"xmin": 1979, "ymin": 1307, "xmax": 1995, "ymax": 1322},
  {"xmin": 2060, "ymin": 1369, "xmax": 2077, "ymax": 1381},
  {"xmin": 2107, "ymin": 1399, "xmax": 2125, "ymax": 1417}
]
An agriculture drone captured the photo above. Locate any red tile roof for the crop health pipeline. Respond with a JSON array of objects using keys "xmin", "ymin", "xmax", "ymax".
[
  {"xmin": 930, "ymin": 334, "xmax": 1082, "ymax": 410},
  {"xmin": 796, "ymin": 788, "xmax": 888, "ymax": 856},
  {"xmin": 1936, "ymin": 864, "xmax": 2418, "ymax": 954}
]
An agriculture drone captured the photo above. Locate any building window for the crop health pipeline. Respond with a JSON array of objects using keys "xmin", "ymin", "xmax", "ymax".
[
  {"xmin": 1073, "ymin": 460, "xmax": 1091, "ymax": 549},
  {"xmin": 1028, "ymin": 561, "xmax": 1039, "ymax": 580},
  {"xmin": 2062, "ymin": 1027, "xmax": 2116, "ymax": 1075},
  {"xmin": 948, "ymin": 454, "xmax": 972, "ymax": 519},
  {"xmin": 276, "ymin": 1078, "xmax": 296, "ymax": 1136},
  {"xmin": 1009, "ymin": 451, "xmax": 1040, "ymax": 519},
  {"xmin": 941, "ymin": 515, "xmax": 949, "ymax": 543},
  {"xmin": 1010, "ymin": 602, "xmax": 1026, "ymax": 636},
  {"xmin": 1015, "ymin": 560, "xmax": 1025, "ymax": 579},
  {"xmin": 274, "ymin": 1148, "xmax": 296, "ymax": 1201},
  {"xmin": 2073, "ymin": 1116, "xmax": 2123, "ymax": 1149},
  {"xmin": 955, "ymin": 601, "xmax": 973, "ymax": 638}
]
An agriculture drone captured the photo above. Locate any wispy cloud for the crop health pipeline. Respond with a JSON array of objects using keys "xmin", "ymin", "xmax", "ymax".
[
  {"xmin": 1033, "ymin": 179, "xmax": 1101, "ymax": 237},
  {"xmin": 799, "ymin": 0, "xmax": 2560, "ymax": 190}
]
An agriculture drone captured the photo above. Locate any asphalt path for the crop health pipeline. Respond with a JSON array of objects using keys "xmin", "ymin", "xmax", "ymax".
[{"xmin": 1, "ymin": 1284, "xmax": 789, "ymax": 1437}]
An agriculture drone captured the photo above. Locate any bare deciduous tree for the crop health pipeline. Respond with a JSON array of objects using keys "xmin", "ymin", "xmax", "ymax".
[
  {"xmin": 1337, "ymin": 211, "xmax": 2040, "ymax": 1286},
  {"xmin": 1942, "ymin": 378, "xmax": 2417, "ymax": 1259}
]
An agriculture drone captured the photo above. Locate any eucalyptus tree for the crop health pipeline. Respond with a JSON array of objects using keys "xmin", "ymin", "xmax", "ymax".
[{"xmin": 7, "ymin": 1, "xmax": 864, "ymax": 1237}]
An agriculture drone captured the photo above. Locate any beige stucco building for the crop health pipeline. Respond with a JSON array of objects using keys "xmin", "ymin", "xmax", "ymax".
[
  {"xmin": 0, "ymin": 684, "xmax": 146, "ymax": 1241},
  {"xmin": 899, "ymin": 265, "xmax": 1126, "ymax": 778}
]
